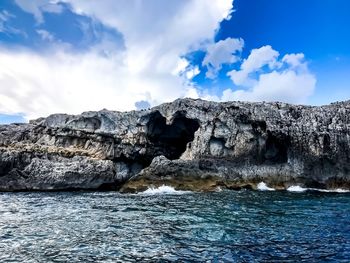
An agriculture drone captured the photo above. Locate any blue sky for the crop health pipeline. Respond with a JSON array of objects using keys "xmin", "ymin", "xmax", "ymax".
[
  {"xmin": 217, "ymin": 0, "xmax": 350, "ymax": 105},
  {"xmin": 0, "ymin": 0, "xmax": 349, "ymax": 124}
]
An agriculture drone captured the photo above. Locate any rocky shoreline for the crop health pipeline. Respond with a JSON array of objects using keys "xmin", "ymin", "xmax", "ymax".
[{"xmin": 0, "ymin": 98, "xmax": 349, "ymax": 192}]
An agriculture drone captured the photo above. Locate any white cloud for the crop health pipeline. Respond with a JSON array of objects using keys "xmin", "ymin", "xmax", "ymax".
[
  {"xmin": 0, "ymin": 10, "xmax": 24, "ymax": 36},
  {"xmin": 222, "ymin": 71, "xmax": 316, "ymax": 103},
  {"xmin": 0, "ymin": 10, "xmax": 13, "ymax": 32},
  {"xmin": 14, "ymin": 0, "xmax": 63, "ymax": 24},
  {"xmin": 186, "ymin": 66, "xmax": 200, "ymax": 80},
  {"xmin": 228, "ymin": 45, "xmax": 280, "ymax": 86},
  {"xmin": 2, "ymin": 0, "xmax": 318, "ymax": 121},
  {"xmin": 172, "ymin": 58, "xmax": 190, "ymax": 76},
  {"xmin": 222, "ymin": 46, "xmax": 316, "ymax": 104},
  {"xmin": 172, "ymin": 58, "xmax": 200, "ymax": 80},
  {"xmin": 62, "ymin": 0, "xmax": 233, "ymax": 75},
  {"xmin": 282, "ymin": 53, "xmax": 307, "ymax": 71},
  {"xmin": 202, "ymin": 37, "xmax": 244, "ymax": 79},
  {"xmin": 1, "ymin": 0, "xmax": 234, "ymax": 119},
  {"xmin": 0, "ymin": 47, "xmax": 204, "ymax": 120},
  {"xmin": 36, "ymin": 29, "xmax": 55, "ymax": 41}
]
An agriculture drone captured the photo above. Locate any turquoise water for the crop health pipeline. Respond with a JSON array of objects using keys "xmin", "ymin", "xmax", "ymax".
[{"xmin": 0, "ymin": 190, "xmax": 349, "ymax": 262}]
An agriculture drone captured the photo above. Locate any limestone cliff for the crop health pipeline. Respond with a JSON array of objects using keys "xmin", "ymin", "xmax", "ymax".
[{"xmin": 0, "ymin": 98, "xmax": 349, "ymax": 192}]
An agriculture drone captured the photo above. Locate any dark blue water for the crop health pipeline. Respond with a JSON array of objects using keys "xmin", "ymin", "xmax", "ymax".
[{"xmin": 0, "ymin": 190, "xmax": 349, "ymax": 262}]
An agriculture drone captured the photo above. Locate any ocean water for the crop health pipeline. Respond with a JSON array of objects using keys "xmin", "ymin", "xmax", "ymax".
[{"xmin": 0, "ymin": 188, "xmax": 349, "ymax": 262}]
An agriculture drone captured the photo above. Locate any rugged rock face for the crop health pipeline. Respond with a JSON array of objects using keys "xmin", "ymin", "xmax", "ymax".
[{"xmin": 0, "ymin": 98, "xmax": 350, "ymax": 192}]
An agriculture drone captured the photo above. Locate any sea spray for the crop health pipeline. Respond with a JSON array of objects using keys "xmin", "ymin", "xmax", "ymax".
[
  {"xmin": 140, "ymin": 185, "xmax": 191, "ymax": 195},
  {"xmin": 257, "ymin": 182, "xmax": 275, "ymax": 191},
  {"xmin": 287, "ymin": 186, "xmax": 307, "ymax": 192},
  {"xmin": 287, "ymin": 186, "xmax": 350, "ymax": 193},
  {"xmin": 306, "ymin": 188, "xmax": 350, "ymax": 193}
]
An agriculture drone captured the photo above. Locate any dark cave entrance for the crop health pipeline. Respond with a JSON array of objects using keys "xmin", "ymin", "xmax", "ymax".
[
  {"xmin": 146, "ymin": 111, "xmax": 200, "ymax": 160},
  {"xmin": 264, "ymin": 132, "xmax": 289, "ymax": 164}
]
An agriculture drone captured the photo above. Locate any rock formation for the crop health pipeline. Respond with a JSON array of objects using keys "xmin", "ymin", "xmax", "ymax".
[{"xmin": 0, "ymin": 98, "xmax": 349, "ymax": 192}]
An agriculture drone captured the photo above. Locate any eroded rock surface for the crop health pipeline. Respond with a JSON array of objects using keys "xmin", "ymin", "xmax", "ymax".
[{"xmin": 1, "ymin": 98, "xmax": 350, "ymax": 191}]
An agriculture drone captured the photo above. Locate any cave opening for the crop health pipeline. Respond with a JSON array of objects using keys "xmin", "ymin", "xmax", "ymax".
[
  {"xmin": 264, "ymin": 132, "xmax": 289, "ymax": 164},
  {"xmin": 146, "ymin": 111, "xmax": 200, "ymax": 160}
]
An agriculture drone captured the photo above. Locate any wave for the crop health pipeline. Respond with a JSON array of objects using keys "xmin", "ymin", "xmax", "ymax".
[
  {"xmin": 215, "ymin": 186, "xmax": 223, "ymax": 192},
  {"xmin": 140, "ymin": 185, "xmax": 191, "ymax": 195},
  {"xmin": 138, "ymin": 185, "xmax": 349, "ymax": 195},
  {"xmin": 257, "ymin": 182, "xmax": 275, "ymax": 191},
  {"xmin": 287, "ymin": 185, "xmax": 307, "ymax": 192},
  {"xmin": 308, "ymin": 188, "xmax": 350, "ymax": 193},
  {"xmin": 287, "ymin": 185, "xmax": 350, "ymax": 193}
]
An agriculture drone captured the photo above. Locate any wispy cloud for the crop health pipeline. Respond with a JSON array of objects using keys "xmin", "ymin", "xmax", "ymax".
[
  {"xmin": 36, "ymin": 29, "xmax": 55, "ymax": 41},
  {"xmin": 0, "ymin": 10, "xmax": 23, "ymax": 36},
  {"xmin": 14, "ymin": 0, "xmax": 63, "ymax": 24}
]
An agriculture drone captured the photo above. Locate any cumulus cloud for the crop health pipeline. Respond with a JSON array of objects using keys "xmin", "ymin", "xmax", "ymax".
[
  {"xmin": 0, "ymin": 0, "xmax": 233, "ymax": 119},
  {"xmin": 228, "ymin": 45, "xmax": 280, "ymax": 86},
  {"xmin": 173, "ymin": 58, "xmax": 200, "ymax": 80},
  {"xmin": 282, "ymin": 53, "xmax": 308, "ymax": 71},
  {"xmin": 185, "ymin": 66, "xmax": 200, "ymax": 80},
  {"xmin": 223, "ymin": 46, "xmax": 316, "ymax": 104},
  {"xmin": 62, "ymin": 0, "xmax": 233, "ymax": 76},
  {"xmin": 202, "ymin": 37, "xmax": 244, "ymax": 79},
  {"xmin": 0, "ymin": 48, "xmax": 201, "ymax": 120}
]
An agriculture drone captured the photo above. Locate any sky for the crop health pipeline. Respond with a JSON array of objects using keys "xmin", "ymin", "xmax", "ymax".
[{"xmin": 0, "ymin": 0, "xmax": 349, "ymax": 123}]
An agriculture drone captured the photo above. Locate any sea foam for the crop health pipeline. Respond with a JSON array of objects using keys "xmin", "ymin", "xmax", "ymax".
[
  {"xmin": 287, "ymin": 186, "xmax": 350, "ymax": 193},
  {"xmin": 257, "ymin": 182, "xmax": 275, "ymax": 191},
  {"xmin": 287, "ymin": 186, "xmax": 307, "ymax": 192},
  {"xmin": 140, "ymin": 185, "xmax": 191, "ymax": 195},
  {"xmin": 308, "ymin": 188, "xmax": 350, "ymax": 193}
]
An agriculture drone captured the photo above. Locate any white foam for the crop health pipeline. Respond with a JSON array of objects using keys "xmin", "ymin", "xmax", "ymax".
[
  {"xmin": 332, "ymin": 189, "xmax": 350, "ymax": 193},
  {"xmin": 287, "ymin": 185, "xmax": 307, "ymax": 192},
  {"xmin": 215, "ymin": 186, "xmax": 223, "ymax": 192},
  {"xmin": 257, "ymin": 182, "xmax": 275, "ymax": 191},
  {"xmin": 140, "ymin": 185, "xmax": 191, "ymax": 195},
  {"xmin": 309, "ymin": 188, "xmax": 350, "ymax": 193},
  {"xmin": 286, "ymin": 185, "xmax": 350, "ymax": 193}
]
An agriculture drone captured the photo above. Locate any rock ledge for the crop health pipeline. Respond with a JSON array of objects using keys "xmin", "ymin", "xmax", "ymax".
[{"xmin": 1, "ymin": 98, "xmax": 349, "ymax": 192}]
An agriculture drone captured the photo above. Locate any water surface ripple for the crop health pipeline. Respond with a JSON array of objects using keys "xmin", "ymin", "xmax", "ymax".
[{"xmin": 0, "ymin": 190, "xmax": 349, "ymax": 262}]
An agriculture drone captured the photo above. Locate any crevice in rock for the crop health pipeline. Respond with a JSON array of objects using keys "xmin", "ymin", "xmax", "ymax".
[
  {"xmin": 323, "ymin": 133, "xmax": 331, "ymax": 154},
  {"xmin": 146, "ymin": 111, "xmax": 200, "ymax": 160}
]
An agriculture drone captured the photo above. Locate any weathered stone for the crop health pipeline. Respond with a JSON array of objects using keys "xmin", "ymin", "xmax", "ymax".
[{"xmin": 0, "ymin": 98, "xmax": 350, "ymax": 191}]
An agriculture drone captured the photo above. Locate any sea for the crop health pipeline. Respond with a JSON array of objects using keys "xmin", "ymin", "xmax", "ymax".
[{"xmin": 0, "ymin": 186, "xmax": 349, "ymax": 262}]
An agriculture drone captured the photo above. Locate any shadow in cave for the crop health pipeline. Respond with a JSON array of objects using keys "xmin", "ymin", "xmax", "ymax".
[
  {"xmin": 264, "ymin": 131, "xmax": 290, "ymax": 164},
  {"xmin": 146, "ymin": 111, "xmax": 200, "ymax": 160}
]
